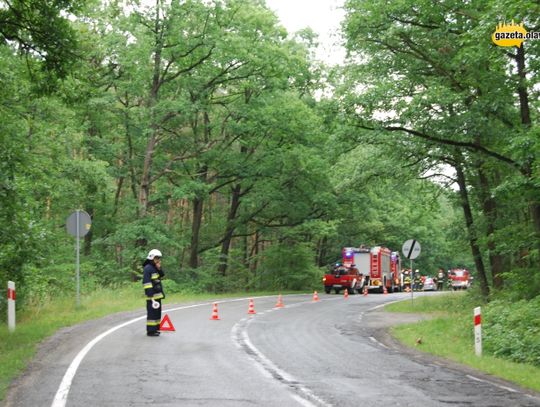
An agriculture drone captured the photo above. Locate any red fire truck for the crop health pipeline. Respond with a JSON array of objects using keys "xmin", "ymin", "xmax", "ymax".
[
  {"xmin": 341, "ymin": 245, "xmax": 401, "ymax": 293},
  {"xmin": 449, "ymin": 269, "xmax": 472, "ymax": 290}
]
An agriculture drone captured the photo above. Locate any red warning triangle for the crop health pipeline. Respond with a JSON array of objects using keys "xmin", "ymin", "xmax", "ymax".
[{"xmin": 159, "ymin": 314, "xmax": 176, "ymax": 332}]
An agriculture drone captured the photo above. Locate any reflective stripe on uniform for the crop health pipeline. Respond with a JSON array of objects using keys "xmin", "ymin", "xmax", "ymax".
[
  {"xmin": 151, "ymin": 273, "xmax": 159, "ymax": 280},
  {"xmin": 146, "ymin": 320, "xmax": 160, "ymax": 326},
  {"xmin": 146, "ymin": 294, "xmax": 163, "ymax": 300},
  {"xmin": 143, "ymin": 283, "xmax": 152, "ymax": 289}
]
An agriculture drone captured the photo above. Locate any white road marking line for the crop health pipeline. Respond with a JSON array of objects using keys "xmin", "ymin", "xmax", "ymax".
[
  {"xmin": 291, "ymin": 394, "xmax": 321, "ymax": 407},
  {"xmin": 367, "ymin": 299, "xmax": 403, "ymax": 311},
  {"xmin": 368, "ymin": 299, "xmax": 535, "ymax": 399},
  {"xmin": 466, "ymin": 375, "xmax": 518, "ymax": 393},
  {"xmin": 369, "ymin": 336, "xmax": 389, "ymax": 349},
  {"xmin": 50, "ymin": 294, "xmax": 291, "ymax": 407},
  {"xmin": 232, "ymin": 302, "xmax": 332, "ymax": 407},
  {"xmin": 51, "ymin": 314, "xmax": 145, "ymax": 407}
]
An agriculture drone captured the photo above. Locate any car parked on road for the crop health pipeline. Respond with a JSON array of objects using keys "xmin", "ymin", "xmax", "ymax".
[{"xmin": 423, "ymin": 277, "xmax": 437, "ymax": 291}]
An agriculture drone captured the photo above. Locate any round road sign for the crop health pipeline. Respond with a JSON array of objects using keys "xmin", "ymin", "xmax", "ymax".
[
  {"xmin": 66, "ymin": 210, "xmax": 92, "ymax": 238},
  {"xmin": 402, "ymin": 239, "xmax": 421, "ymax": 260}
]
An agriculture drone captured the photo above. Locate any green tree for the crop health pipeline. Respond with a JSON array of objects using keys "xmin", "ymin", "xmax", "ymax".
[{"xmin": 341, "ymin": 0, "xmax": 540, "ymax": 299}]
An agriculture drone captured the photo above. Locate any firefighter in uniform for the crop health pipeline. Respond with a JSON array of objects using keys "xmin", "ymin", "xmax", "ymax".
[
  {"xmin": 403, "ymin": 269, "xmax": 412, "ymax": 292},
  {"xmin": 436, "ymin": 268, "xmax": 445, "ymax": 291},
  {"xmin": 413, "ymin": 270, "xmax": 422, "ymax": 291},
  {"xmin": 143, "ymin": 249, "xmax": 165, "ymax": 336}
]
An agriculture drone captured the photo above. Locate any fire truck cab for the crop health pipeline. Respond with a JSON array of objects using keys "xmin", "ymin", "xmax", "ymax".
[{"xmin": 449, "ymin": 269, "xmax": 472, "ymax": 290}]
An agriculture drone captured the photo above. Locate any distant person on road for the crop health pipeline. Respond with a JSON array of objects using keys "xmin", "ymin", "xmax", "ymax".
[
  {"xmin": 143, "ymin": 249, "xmax": 165, "ymax": 337},
  {"xmin": 413, "ymin": 270, "xmax": 421, "ymax": 291},
  {"xmin": 403, "ymin": 269, "xmax": 411, "ymax": 292},
  {"xmin": 436, "ymin": 268, "xmax": 445, "ymax": 291}
]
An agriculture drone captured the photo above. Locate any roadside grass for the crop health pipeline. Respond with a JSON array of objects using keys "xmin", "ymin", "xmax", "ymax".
[
  {"xmin": 0, "ymin": 285, "xmax": 296, "ymax": 401},
  {"xmin": 386, "ymin": 293, "xmax": 540, "ymax": 392}
]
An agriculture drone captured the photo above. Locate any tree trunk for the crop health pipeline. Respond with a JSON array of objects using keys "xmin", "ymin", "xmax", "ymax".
[
  {"xmin": 515, "ymin": 45, "xmax": 540, "ymax": 267},
  {"xmin": 516, "ymin": 45, "xmax": 531, "ymax": 127},
  {"xmin": 477, "ymin": 168, "xmax": 504, "ymax": 289},
  {"xmin": 138, "ymin": 134, "xmax": 157, "ymax": 221},
  {"xmin": 250, "ymin": 230, "xmax": 259, "ymax": 274},
  {"xmin": 242, "ymin": 227, "xmax": 249, "ymax": 270},
  {"xmin": 317, "ymin": 236, "xmax": 328, "ymax": 267},
  {"xmin": 217, "ymin": 184, "xmax": 242, "ymax": 276},
  {"xmin": 455, "ymin": 162, "xmax": 490, "ymax": 299},
  {"xmin": 138, "ymin": 0, "xmax": 163, "ymax": 220},
  {"xmin": 112, "ymin": 176, "xmax": 124, "ymax": 217},
  {"xmin": 189, "ymin": 195, "xmax": 204, "ymax": 269}
]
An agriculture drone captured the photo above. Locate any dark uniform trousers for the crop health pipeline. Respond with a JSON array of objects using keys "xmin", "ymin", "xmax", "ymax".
[
  {"xmin": 146, "ymin": 299, "xmax": 161, "ymax": 334},
  {"xmin": 143, "ymin": 262, "xmax": 165, "ymax": 334}
]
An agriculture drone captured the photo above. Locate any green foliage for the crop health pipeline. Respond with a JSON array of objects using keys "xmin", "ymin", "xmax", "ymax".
[
  {"xmin": 484, "ymin": 297, "xmax": 540, "ymax": 367},
  {"xmin": 340, "ymin": 0, "xmax": 540, "ymax": 299},
  {"xmin": 386, "ymin": 291, "xmax": 478, "ymax": 314},
  {"xmin": 0, "ymin": 0, "xmax": 86, "ymax": 83},
  {"xmin": 257, "ymin": 242, "xmax": 321, "ymax": 291},
  {"xmin": 389, "ymin": 292, "xmax": 540, "ymax": 368},
  {"xmin": 388, "ymin": 293, "xmax": 540, "ymax": 392},
  {"xmin": 1, "ymin": 0, "xmax": 533, "ymax": 328},
  {"xmin": 499, "ymin": 267, "xmax": 540, "ymax": 301}
]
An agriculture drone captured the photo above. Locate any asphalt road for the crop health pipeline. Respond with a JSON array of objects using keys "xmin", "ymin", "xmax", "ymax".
[{"xmin": 4, "ymin": 292, "xmax": 540, "ymax": 407}]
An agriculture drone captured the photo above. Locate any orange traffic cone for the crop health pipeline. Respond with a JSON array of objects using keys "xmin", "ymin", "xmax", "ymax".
[
  {"xmin": 363, "ymin": 286, "xmax": 368, "ymax": 296},
  {"xmin": 275, "ymin": 294, "xmax": 284, "ymax": 308},
  {"xmin": 344, "ymin": 288, "xmax": 349, "ymax": 299},
  {"xmin": 210, "ymin": 302, "xmax": 220, "ymax": 320},
  {"xmin": 383, "ymin": 286, "xmax": 388, "ymax": 295},
  {"xmin": 248, "ymin": 298, "xmax": 256, "ymax": 314},
  {"xmin": 312, "ymin": 291, "xmax": 320, "ymax": 302}
]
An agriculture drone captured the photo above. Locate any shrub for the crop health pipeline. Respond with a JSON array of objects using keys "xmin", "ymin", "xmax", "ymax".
[
  {"xmin": 256, "ymin": 242, "xmax": 320, "ymax": 291},
  {"xmin": 484, "ymin": 296, "xmax": 540, "ymax": 367}
]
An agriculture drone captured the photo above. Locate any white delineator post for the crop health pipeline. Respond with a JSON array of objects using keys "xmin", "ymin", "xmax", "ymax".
[
  {"xmin": 474, "ymin": 306, "xmax": 482, "ymax": 356},
  {"xmin": 7, "ymin": 281, "xmax": 16, "ymax": 332}
]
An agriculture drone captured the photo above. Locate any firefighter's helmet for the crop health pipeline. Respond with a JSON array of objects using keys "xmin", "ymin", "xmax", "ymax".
[{"xmin": 147, "ymin": 249, "xmax": 162, "ymax": 260}]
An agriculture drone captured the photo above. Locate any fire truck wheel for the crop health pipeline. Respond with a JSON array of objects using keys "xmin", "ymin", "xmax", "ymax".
[
  {"xmin": 334, "ymin": 288, "xmax": 341, "ymax": 294},
  {"xmin": 324, "ymin": 287, "xmax": 331, "ymax": 294}
]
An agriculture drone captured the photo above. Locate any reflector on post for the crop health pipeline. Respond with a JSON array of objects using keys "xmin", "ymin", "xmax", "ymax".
[
  {"xmin": 474, "ymin": 307, "xmax": 482, "ymax": 356},
  {"xmin": 7, "ymin": 281, "xmax": 15, "ymax": 332}
]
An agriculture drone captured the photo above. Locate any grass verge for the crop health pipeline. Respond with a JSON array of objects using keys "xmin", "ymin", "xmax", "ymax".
[
  {"xmin": 385, "ymin": 292, "xmax": 540, "ymax": 392},
  {"xmin": 0, "ymin": 285, "xmax": 294, "ymax": 401}
]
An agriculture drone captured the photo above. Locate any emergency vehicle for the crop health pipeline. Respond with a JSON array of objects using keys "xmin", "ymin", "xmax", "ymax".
[
  {"xmin": 340, "ymin": 246, "xmax": 401, "ymax": 293},
  {"xmin": 322, "ymin": 263, "xmax": 364, "ymax": 294},
  {"xmin": 449, "ymin": 269, "xmax": 472, "ymax": 290}
]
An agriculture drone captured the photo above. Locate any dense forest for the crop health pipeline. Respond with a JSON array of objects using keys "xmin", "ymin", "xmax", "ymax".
[{"xmin": 0, "ymin": 0, "xmax": 538, "ymax": 312}]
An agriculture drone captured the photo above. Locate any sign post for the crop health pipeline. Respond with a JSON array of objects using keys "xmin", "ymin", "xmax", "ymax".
[
  {"xmin": 66, "ymin": 210, "xmax": 92, "ymax": 306},
  {"xmin": 402, "ymin": 239, "xmax": 421, "ymax": 304},
  {"xmin": 7, "ymin": 281, "xmax": 15, "ymax": 332},
  {"xmin": 474, "ymin": 307, "xmax": 482, "ymax": 356}
]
